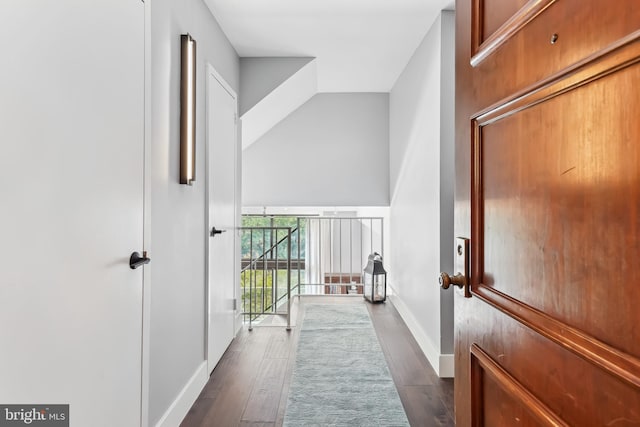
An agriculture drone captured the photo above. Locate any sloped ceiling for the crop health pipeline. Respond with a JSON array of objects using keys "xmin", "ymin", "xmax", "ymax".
[
  {"xmin": 241, "ymin": 59, "xmax": 318, "ymax": 149},
  {"xmin": 204, "ymin": 0, "xmax": 455, "ymax": 92}
]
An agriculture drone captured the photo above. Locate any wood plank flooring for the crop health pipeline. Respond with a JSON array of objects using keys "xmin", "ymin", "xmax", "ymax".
[{"xmin": 180, "ymin": 296, "xmax": 454, "ymax": 427}]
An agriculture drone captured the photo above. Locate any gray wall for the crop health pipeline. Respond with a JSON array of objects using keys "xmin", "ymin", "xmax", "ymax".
[
  {"xmin": 388, "ymin": 11, "xmax": 455, "ymax": 375},
  {"xmin": 242, "ymin": 93, "xmax": 390, "ymax": 207},
  {"xmin": 239, "ymin": 57, "xmax": 313, "ymax": 115},
  {"xmin": 149, "ymin": 0, "xmax": 239, "ymax": 424}
]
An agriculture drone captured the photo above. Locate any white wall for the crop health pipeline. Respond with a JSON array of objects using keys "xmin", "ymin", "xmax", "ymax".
[
  {"xmin": 149, "ymin": 0, "xmax": 239, "ymax": 425},
  {"xmin": 239, "ymin": 57, "xmax": 314, "ymax": 115},
  {"xmin": 388, "ymin": 11, "xmax": 455, "ymax": 377},
  {"xmin": 243, "ymin": 93, "xmax": 389, "ymax": 207},
  {"xmin": 439, "ymin": 11, "xmax": 455, "ymax": 356}
]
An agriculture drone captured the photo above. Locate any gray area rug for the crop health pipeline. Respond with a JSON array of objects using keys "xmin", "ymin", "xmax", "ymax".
[{"xmin": 283, "ymin": 303, "xmax": 410, "ymax": 426}]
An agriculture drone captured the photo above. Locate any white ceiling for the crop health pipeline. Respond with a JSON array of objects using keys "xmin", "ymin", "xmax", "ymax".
[{"xmin": 204, "ymin": 0, "xmax": 455, "ymax": 92}]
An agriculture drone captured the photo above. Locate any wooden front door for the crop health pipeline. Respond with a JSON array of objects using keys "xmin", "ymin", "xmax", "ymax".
[{"xmin": 454, "ymin": 1, "xmax": 640, "ymax": 425}]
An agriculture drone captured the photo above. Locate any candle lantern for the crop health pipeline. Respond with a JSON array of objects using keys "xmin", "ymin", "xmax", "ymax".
[{"xmin": 363, "ymin": 252, "xmax": 387, "ymax": 303}]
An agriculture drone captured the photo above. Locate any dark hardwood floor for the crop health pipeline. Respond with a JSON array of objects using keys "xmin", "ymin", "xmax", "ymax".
[{"xmin": 180, "ymin": 296, "xmax": 454, "ymax": 427}]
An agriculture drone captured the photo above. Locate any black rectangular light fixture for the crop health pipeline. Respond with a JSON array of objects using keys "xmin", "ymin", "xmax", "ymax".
[{"xmin": 180, "ymin": 33, "xmax": 196, "ymax": 185}]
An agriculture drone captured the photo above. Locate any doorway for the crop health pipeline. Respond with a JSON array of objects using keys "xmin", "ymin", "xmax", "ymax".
[{"xmin": 206, "ymin": 64, "xmax": 239, "ymax": 374}]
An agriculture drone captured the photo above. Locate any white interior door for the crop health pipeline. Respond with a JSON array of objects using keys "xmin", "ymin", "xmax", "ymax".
[
  {"xmin": 207, "ymin": 66, "xmax": 238, "ymax": 374},
  {"xmin": 0, "ymin": 2, "xmax": 145, "ymax": 426}
]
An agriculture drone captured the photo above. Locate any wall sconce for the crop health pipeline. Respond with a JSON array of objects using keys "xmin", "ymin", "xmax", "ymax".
[{"xmin": 180, "ymin": 34, "xmax": 196, "ymax": 185}]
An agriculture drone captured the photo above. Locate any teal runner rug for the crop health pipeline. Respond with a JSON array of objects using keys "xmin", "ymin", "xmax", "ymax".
[{"xmin": 283, "ymin": 303, "xmax": 410, "ymax": 426}]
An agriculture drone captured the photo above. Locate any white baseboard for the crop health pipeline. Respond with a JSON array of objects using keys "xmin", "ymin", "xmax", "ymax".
[
  {"xmin": 439, "ymin": 353, "xmax": 455, "ymax": 378},
  {"xmin": 235, "ymin": 312, "xmax": 243, "ymax": 335},
  {"xmin": 154, "ymin": 361, "xmax": 208, "ymax": 427},
  {"xmin": 388, "ymin": 294, "xmax": 454, "ymax": 378}
]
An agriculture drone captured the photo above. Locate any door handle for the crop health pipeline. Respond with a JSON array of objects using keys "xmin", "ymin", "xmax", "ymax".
[
  {"xmin": 440, "ymin": 237, "xmax": 471, "ymax": 298},
  {"xmin": 130, "ymin": 251, "xmax": 150, "ymax": 269},
  {"xmin": 439, "ymin": 272, "xmax": 466, "ymax": 289},
  {"xmin": 210, "ymin": 227, "xmax": 227, "ymax": 237}
]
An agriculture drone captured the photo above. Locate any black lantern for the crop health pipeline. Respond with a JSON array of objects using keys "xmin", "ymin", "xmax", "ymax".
[{"xmin": 363, "ymin": 252, "xmax": 387, "ymax": 303}]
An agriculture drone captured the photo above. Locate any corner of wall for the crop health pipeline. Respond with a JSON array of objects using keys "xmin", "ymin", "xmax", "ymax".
[
  {"xmin": 438, "ymin": 6, "xmax": 456, "ymax": 357},
  {"xmin": 388, "ymin": 10, "xmax": 454, "ymax": 379},
  {"xmin": 148, "ymin": 0, "xmax": 240, "ymax": 424},
  {"xmin": 153, "ymin": 362, "xmax": 208, "ymax": 427},
  {"xmin": 389, "ymin": 293, "xmax": 453, "ymax": 377}
]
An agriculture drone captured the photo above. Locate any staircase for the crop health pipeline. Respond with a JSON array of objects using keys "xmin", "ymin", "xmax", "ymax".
[{"xmin": 240, "ymin": 215, "xmax": 385, "ymax": 330}]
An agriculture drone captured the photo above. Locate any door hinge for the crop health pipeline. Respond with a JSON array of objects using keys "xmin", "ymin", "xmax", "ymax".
[
  {"xmin": 232, "ymin": 298, "xmax": 237, "ymax": 311},
  {"xmin": 234, "ymin": 113, "xmax": 237, "ymax": 124}
]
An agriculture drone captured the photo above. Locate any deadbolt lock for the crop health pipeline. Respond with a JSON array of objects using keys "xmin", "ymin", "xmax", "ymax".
[{"xmin": 439, "ymin": 237, "xmax": 471, "ymax": 298}]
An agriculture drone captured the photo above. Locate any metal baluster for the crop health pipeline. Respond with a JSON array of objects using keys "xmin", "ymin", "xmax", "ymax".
[
  {"xmin": 349, "ymin": 218, "xmax": 353, "ymax": 287},
  {"xmin": 329, "ymin": 218, "xmax": 333, "ymax": 292},
  {"xmin": 286, "ymin": 226, "xmax": 292, "ymax": 331},
  {"xmin": 318, "ymin": 218, "xmax": 322, "ymax": 294},
  {"xmin": 380, "ymin": 218, "xmax": 384, "ymax": 260},
  {"xmin": 370, "ymin": 218, "xmax": 373, "ymax": 257},
  {"xmin": 262, "ymin": 228, "xmax": 266, "ymax": 318},
  {"xmin": 297, "ymin": 217, "xmax": 301, "ymax": 297},
  {"xmin": 249, "ymin": 229, "xmax": 254, "ymax": 331},
  {"xmin": 274, "ymin": 227, "xmax": 279, "ymax": 314},
  {"xmin": 360, "ymin": 218, "xmax": 364, "ymax": 287},
  {"xmin": 339, "ymin": 218, "xmax": 343, "ymax": 291}
]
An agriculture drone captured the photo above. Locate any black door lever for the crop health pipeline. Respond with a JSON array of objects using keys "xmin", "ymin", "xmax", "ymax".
[
  {"xmin": 210, "ymin": 227, "xmax": 227, "ymax": 237},
  {"xmin": 130, "ymin": 251, "xmax": 151, "ymax": 269}
]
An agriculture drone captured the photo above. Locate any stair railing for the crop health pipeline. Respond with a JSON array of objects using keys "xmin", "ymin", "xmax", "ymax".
[
  {"xmin": 240, "ymin": 226, "xmax": 295, "ymax": 331},
  {"xmin": 240, "ymin": 215, "xmax": 384, "ymax": 330}
]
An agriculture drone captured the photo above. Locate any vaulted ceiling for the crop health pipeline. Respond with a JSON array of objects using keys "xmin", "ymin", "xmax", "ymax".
[{"xmin": 204, "ymin": 0, "xmax": 455, "ymax": 92}]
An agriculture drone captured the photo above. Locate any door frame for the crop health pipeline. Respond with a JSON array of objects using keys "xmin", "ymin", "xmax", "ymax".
[
  {"xmin": 204, "ymin": 62, "xmax": 239, "ymax": 373},
  {"xmin": 141, "ymin": 1, "xmax": 152, "ymax": 426}
]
